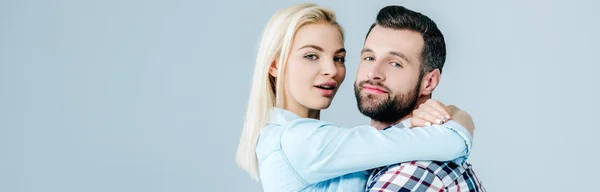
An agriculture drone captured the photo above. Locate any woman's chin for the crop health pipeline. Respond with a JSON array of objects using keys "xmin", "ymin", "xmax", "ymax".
[{"xmin": 309, "ymin": 101, "xmax": 333, "ymax": 110}]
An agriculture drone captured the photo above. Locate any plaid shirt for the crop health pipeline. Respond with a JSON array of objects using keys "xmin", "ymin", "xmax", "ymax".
[{"xmin": 365, "ymin": 161, "xmax": 486, "ymax": 192}]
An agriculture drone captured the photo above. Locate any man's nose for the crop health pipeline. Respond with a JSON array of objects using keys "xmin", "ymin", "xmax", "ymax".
[{"xmin": 366, "ymin": 62, "xmax": 385, "ymax": 81}]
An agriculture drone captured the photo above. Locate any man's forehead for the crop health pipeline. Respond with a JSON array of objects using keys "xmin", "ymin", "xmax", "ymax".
[{"xmin": 363, "ymin": 26, "xmax": 424, "ymax": 56}]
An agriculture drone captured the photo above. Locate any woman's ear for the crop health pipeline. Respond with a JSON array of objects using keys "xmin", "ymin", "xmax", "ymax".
[{"xmin": 269, "ymin": 60, "xmax": 278, "ymax": 77}]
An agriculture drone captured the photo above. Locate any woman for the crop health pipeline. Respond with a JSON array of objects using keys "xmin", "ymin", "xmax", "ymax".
[{"xmin": 236, "ymin": 3, "xmax": 474, "ymax": 192}]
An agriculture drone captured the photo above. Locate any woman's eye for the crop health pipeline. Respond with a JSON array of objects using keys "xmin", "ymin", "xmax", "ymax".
[{"xmin": 304, "ymin": 54, "xmax": 319, "ymax": 60}]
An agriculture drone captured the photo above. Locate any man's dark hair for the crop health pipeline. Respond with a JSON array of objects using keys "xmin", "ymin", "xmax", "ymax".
[{"xmin": 366, "ymin": 5, "xmax": 446, "ymax": 75}]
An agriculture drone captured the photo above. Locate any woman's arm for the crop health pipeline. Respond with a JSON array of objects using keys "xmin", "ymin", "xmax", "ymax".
[{"xmin": 280, "ymin": 118, "xmax": 472, "ymax": 184}]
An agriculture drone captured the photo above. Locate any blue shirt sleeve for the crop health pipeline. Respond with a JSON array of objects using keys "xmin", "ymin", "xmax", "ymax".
[{"xmin": 279, "ymin": 118, "xmax": 472, "ymax": 184}]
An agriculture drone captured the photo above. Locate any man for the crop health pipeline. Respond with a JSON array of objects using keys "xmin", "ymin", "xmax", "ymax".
[{"xmin": 353, "ymin": 5, "xmax": 486, "ymax": 191}]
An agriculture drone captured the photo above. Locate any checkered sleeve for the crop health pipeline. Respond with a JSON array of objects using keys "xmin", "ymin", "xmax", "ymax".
[{"xmin": 366, "ymin": 162, "xmax": 445, "ymax": 192}]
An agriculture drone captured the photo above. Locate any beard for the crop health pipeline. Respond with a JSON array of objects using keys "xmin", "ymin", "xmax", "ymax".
[{"xmin": 354, "ymin": 80, "xmax": 421, "ymax": 124}]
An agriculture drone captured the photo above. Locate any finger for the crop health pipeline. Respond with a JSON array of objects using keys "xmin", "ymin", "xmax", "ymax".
[
  {"xmin": 418, "ymin": 110, "xmax": 444, "ymax": 125},
  {"xmin": 421, "ymin": 105, "xmax": 446, "ymax": 123},
  {"xmin": 433, "ymin": 100, "xmax": 452, "ymax": 117},
  {"xmin": 410, "ymin": 117, "xmax": 432, "ymax": 128},
  {"xmin": 438, "ymin": 101, "xmax": 452, "ymax": 118},
  {"xmin": 426, "ymin": 101, "xmax": 451, "ymax": 121}
]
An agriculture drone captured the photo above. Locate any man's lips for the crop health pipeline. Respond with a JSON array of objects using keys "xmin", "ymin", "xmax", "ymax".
[{"xmin": 362, "ymin": 84, "xmax": 388, "ymax": 94}]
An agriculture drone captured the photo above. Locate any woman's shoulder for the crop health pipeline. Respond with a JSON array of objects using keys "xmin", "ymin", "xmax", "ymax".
[{"xmin": 256, "ymin": 123, "xmax": 285, "ymax": 160}]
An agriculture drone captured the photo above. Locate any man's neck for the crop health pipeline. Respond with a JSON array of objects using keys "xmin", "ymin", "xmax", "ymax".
[{"xmin": 370, "ymin": 96, "xmax": 430, "ymax": 130}]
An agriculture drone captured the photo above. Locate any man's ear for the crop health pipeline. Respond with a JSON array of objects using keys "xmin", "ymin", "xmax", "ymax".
[
  {"xmin": 269, "ymin": 60, "xmax": 278, "ymax": 77},
  {"xmin": 420, "ymin": 69, "xmax": 441, "ymax": 96}
]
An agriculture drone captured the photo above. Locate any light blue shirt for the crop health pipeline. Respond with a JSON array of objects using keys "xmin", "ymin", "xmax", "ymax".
[{"xmin": 256, "ymin": 108, "xmax": 473, "ymax": 192}]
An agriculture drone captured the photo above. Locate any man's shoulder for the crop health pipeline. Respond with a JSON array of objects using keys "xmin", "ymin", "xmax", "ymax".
[
  {"xmin": 371, "ymin": 160, "xmax": 461, "ymax": 178},
  {"xmin": 366, "ymin": 161, "xmax": 446, "ymax": 192},
  {"xmin": 366, "ymin": 160, "xmax": 485, "ymax": 192}
]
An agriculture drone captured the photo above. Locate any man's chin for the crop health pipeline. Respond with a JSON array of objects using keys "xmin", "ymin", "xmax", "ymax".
[
  {"xmin": 361, "ymin": 91, "xmax": 388, "ymax": 98},
  {"xmin": 359, "ymin": 102, "xmax": 383, "ymax": 113},
  {"xmin": 360, "ymin": 95, "xmax": 385, "ymax": 105}
]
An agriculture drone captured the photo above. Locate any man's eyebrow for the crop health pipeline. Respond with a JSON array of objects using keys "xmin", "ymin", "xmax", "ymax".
[
  {"xmin": 389, "ymin": 51, "xmax": 411, "ymax": 63},
  {"xmin": 361, "ymin": 48, "xmax": 373, "ymax": 54}
]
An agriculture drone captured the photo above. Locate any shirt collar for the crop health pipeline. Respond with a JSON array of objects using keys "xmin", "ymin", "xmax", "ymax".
[
  {"xmin": 384, "ymin": 118, "xmax": 412, "ymax": 130},
  {"xmin": 267, "ymin": 107, "xmax": 301, "ymax": 125}
]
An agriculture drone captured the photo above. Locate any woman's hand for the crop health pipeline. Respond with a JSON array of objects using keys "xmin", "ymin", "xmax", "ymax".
[
  {"xmin": 411, "ymin": 99, "xmax": 475, "ymax": 136},
  {"xmin": 411, "ymin": 99, "xmax": 451, "ymax": 127}
]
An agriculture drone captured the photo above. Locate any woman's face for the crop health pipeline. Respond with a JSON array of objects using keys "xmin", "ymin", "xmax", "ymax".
[{"xmin": 273, "ymin": 22, "xmax": 346, "ymax": 114}]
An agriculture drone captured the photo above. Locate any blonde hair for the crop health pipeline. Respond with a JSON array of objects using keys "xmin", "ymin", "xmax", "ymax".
[{"xmin": 235, "ymin": 3, "xmax": 344, "ymax": 181}]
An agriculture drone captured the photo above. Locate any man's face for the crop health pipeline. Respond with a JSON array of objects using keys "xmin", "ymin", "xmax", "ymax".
[{"xmin": 354, "ymin": 25, "xmax": 425, "ymax": 123}]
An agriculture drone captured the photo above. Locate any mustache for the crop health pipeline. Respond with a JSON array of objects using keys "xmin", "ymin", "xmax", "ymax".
[{"xmin": 357, "ymin": 80, "xmax": 391, "ymax": 93}]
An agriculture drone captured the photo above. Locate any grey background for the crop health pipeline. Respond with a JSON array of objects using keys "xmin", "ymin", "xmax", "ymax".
[{"xmin": 1, "ymin": 0, "xmax": 598, "ymax": 191}]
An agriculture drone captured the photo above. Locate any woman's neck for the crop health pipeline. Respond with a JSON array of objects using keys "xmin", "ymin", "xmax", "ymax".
[{"xmin": 284, "ymin": 103, "xmax": 320, "ymax": 119}]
